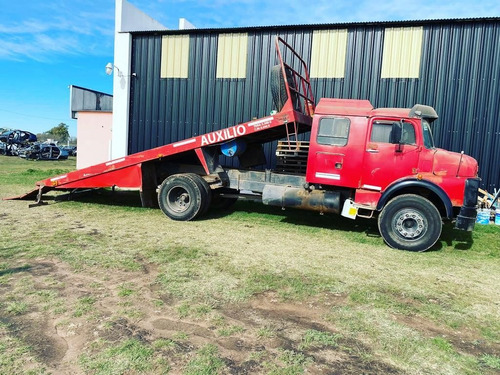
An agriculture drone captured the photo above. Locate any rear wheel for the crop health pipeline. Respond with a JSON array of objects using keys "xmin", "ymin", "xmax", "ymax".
[
  {"xmin": 184, "ymin": 173, "xmax": 212, "ymax": 217},
  {"xmin": 158, "ymin": 174, "xmax": 205, "ymax": 221},
  {"xmin": 378, "ymin": 194, "xmax": 442, "ymax": 252}
]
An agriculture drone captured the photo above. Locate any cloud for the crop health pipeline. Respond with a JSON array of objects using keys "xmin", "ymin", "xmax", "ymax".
[
  {"xmin": 147, "ymin": 0, "xmax": 500, "ymax": 28},
  {"xmin": 0, "ymin": 34, "xmax": 80, "ymax": 62},
  {"xmin": 0, "ymin": 1, "xmax": 115, "ymax": 62},
  {"xmin": 1, "ymin": 0, "xmax": 498, "ymax": 62}
]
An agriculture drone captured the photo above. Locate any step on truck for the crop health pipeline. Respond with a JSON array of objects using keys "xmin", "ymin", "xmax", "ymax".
[{"xmin": 8, "ymin": 37, "xmax": 480, "ymax": 252}]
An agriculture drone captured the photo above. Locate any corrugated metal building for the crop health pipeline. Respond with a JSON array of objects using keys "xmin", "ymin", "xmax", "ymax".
[{"xmin": 126, "ymin": 18, "xmax": 500, "ymax": 191}]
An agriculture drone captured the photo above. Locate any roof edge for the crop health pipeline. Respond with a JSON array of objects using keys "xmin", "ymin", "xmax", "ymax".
[{"xmin": 127, "ymin": 16, "xmax": 500, "ymax": 35}]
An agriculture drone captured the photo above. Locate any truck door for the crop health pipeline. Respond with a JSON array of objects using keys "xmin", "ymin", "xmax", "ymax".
[
  {"xmin": 306, "ymin": 116, "xmax": 367, "ymax": 188},
  {"xmin": 360, "ymin": 119, "xmax": 420, "ymax": 191}
]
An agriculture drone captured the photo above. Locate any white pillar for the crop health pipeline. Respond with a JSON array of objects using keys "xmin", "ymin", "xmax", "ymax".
[{"xmin": 111, "ymin": 0, "xmax": 167, "ymax": 160}]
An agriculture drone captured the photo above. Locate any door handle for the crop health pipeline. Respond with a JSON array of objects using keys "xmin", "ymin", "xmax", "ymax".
[{"xmin": 367, "ymin": 143, "xmax": 379, "ymax": 153}]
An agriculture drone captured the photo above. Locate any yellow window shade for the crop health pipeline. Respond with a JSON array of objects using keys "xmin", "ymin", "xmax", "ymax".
[
  {"xmin": 310, "ymin": 29, "xmax": 348, "ymax": 78},
  {"xmin": 161, "ymin": 35, "xmax": 190, "ymax": 78},
  {"xmin": 381, "ymin": 27, "xmax": 423, "ymax": 78},
  {"xmin": 216, "ymin": 33, "xmax": 248, "ymax": 79}
]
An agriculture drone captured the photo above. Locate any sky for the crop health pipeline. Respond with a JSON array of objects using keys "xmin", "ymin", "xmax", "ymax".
[{"xmin": 0, "ymin": 0, "xmax": 499, "ymax": 138}]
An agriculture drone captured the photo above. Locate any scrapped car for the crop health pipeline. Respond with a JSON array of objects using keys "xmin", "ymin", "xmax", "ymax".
[
  {"xmin": 62, "ymin": 146, "xmax": 77, "ymax": 156},
  {"xmin": 0, "ymin": 130, "xmax": 37, "ymax": 144},
  {"xmin": 18, "ymin": 143, "xmax": 69, "ymax": 160},
  {"xmin": 0, "ymin": 129, "xmax": 38, "ymax": 156}
]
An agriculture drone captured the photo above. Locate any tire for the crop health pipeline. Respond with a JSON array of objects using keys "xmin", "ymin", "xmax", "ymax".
[
  {"xmin": 158, "ymin": 174, "xmax": 204, "ymax": 221},
  {"xmin": 184, "ymin": 173, "xmax": 212, "ymax": 218},
  {"xmin": 378, "ymin": 194, "xmax": 442, "ymax": 252},
  {"xmin": 271, "ymin": 65, "xmax": 288, "ymax": 112}
]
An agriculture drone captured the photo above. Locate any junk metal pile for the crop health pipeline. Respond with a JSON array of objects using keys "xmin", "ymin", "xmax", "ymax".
[{"xmin": 0, "ymin": 129, "xmax": 75, "ymax": 160}]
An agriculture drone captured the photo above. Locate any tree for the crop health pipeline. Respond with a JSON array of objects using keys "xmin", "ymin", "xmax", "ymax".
[{"xmin": 47, "ymin": 123, "xmax": 70, "ymax": 143}]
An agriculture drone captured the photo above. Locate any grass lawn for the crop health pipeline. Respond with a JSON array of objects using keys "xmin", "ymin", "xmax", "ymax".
[{"xmin": 0, "ymin": 155, "xmax": 499, "ymax": 374}]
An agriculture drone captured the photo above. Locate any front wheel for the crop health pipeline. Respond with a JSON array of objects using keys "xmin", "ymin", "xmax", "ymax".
[{"xmin": 378, "ymin": 194, "xmax": 442, "ymax": 252}]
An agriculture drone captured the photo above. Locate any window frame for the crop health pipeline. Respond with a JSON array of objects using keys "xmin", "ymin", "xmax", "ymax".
[
  {"xmin": 370, "ymin": 120, "xmax": 417, "ymax": 145},
  {"xmin": 316, "ymin": 117, "xmax": 351, "ymax": 147}
]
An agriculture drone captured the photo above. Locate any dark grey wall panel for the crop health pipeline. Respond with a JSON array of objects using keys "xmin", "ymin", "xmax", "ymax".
[{"xmin": 129, "ymin": 19, "xmax": 500, "ymax": 191}]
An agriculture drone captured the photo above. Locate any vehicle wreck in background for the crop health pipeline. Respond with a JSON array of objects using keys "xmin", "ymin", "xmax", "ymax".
[
  {"xmin": 18, "ymin": 144, "xmax": 69, "ymax": 160},
  {"xmin": 0, "ymin": 129, "xmax": 72, "ymax": 160},
  {"xmin": 0, "ymin": 130, "xmax": 37, "ymax": 156}
]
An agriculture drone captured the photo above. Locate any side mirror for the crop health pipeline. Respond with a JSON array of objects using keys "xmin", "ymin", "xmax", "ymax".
[{"xmin": 390, "ymin": 122, "xmax": 402, "ymax": 144}]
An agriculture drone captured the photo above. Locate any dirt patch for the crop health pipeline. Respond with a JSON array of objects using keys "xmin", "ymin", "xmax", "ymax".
[
  {"xmin": 0, "ymin": 258, "xmax": 399, "ymax": 374},
  {"xmin": 1, "ymin": 258, "xmax": 491, "ymax": 374},
  {"xmin": 1, "ymin": 315, "xmax": 68, "ymax": 365},
  {"xmin": 395, "ymin": 313, "xmax": 500, "ymax": 357},
  {"xmin": 27, "ymin": 261, "xmax": 56, "ymax": 277}
]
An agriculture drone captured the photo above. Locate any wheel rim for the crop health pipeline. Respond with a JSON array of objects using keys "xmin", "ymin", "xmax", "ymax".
[
  {"xmin": 167, "ymin": 186, "xmax": 191, "ymax": 213},
  {"xmin": 392, "ymin": 208, "xmax": 427, "ymax": 241}
]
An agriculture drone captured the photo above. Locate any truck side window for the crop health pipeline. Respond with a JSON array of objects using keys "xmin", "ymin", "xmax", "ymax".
[
  {"xmin": 401, "ymin": 122, "xmax": 416, "ymax": 144},
  {"xmin": 371, "ymin": 121, "xmax": 416, "ymax": 144},
  {"xmin": 317, "ymin": 117, "xmax": 350, "ymax": 146}
]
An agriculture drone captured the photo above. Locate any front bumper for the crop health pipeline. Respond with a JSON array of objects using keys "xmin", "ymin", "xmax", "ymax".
[{"xmin": 455, "ymin": 178, "xmax": 480, "ymax": 231}]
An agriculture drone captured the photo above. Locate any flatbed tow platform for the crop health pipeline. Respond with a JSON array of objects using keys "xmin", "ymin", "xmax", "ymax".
[{"xmin": 6, "ymin": 37, "xmax": 315, "ymax": 207}]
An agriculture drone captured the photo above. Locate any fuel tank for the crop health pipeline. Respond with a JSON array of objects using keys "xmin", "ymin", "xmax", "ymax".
[{"xmin": 262, "ymin": 185, "xmax": 341, "ymax": 214}]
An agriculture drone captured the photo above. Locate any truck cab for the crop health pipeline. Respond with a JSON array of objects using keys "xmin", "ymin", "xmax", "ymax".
[{"xmin": 306, "ymin": 98, "xmax": 480, "ymax": 250}]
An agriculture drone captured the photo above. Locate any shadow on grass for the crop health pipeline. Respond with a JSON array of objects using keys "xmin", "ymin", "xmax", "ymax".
[
  {"xmin": 54, "ymin": 189, "xmax": 144, "ymax": 208},
  {"xmin": 59, "ymin": 190, "xmax": 380, "ymax": 237},
  {"xmin": 0, "ymin": 265, "xmax": 31, "ymax": 277},
  {"xmin": 208, "ymin": 200, "xmax": 381, "ymax": 237},
  {"xmin": 48, "ymin": 190, "xmax": 475, "ymax": 252},
  {"xmin": 437, "ymin": 222, "xmax": 474, "ymax": 251}
]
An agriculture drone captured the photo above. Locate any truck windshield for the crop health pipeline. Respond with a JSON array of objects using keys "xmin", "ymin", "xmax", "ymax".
[{"xmin": 422, "ymin": 120, "xmax": 435, "ymax": 149}]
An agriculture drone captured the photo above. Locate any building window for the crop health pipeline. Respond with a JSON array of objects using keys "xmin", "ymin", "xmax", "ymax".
[
  {"xmin": 317, "ymin": 117, "xmax": 350, "ymax": 146},
  {"xmin": 216, "ymin": 33, "xmax": 248, "ymax": 79},
  {"xmin": 310, "ymin": 29, "xmax": 348, "ymax": 78},
  {"xmin": 161, "ymin": 35, "xmax": 190, "ymax": 78},
  {"xmin": 381, "ymin": 27, "xmax": 423, "ymax": 78}
]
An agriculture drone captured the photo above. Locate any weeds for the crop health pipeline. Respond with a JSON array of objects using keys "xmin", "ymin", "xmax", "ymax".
[
  {"xmin": 79, "ymin": 339, "xmax": 157, "ymax": 374},
  {"xmin": 184, "ymin": 344, "xmax": 225, "ymax": 375},
  {"xmin": 5, "ymin": 301, "xmax": 28, "ymax": 315},
  {"xmin": 299, "ymin": 329, "xmax": 341, "ymax": 350}
]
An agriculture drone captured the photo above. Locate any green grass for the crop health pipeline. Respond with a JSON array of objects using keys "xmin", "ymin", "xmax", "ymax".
[
  {"xmin": 1, "ymin": 155, "xmax": 499, "ymax": 374},
  {"xmin": 184, "ymin": 344, "xmax": 225, "ymax": 375},
  {"xmin": 0, "ymin": 322, "xmax": 49, "ymax": 374},
  {"xmin": 480, "ymin": 354, "xmax": 500, "ymax": 371},
  {"xmin": 266, "ymin": 349, "xmax": 313, "ymax": 375},
  {"xmin": 79, "ymin": 339, "xmax": 158, "ymax": 374},
  {"xmin": 73, "ymin": 296, "xmax": 97, "ymax": 317},
  {"xmin": 0, "ymin": 157, "xmax": 74, "ymax": 186},
  {"xmin": 299, "ymin": 329, "xmax": 342, "ymax": 350},
  {"xmin": 5, "ymin": 301, "xmax": 28, "ymax": 315}
]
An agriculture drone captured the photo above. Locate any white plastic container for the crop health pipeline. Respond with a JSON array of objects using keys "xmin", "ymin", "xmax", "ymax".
[
  {"xmin": 476, "ymin": 209, "xmax": 490, "ymax": 225},
  {"xmin": 495, "ymin": 208, "xmax": 500, "ymax": 225}
]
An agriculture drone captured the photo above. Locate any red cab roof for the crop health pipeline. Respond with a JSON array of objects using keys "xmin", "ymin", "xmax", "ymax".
[{"xmin": 315, "ymin": 98, "xmax": 411, "ymax": 119}]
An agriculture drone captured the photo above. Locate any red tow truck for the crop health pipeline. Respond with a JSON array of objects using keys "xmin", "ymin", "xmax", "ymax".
[{"xmin": 10, "ymin": 37, "xmax": 480, "ymax": 252}]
